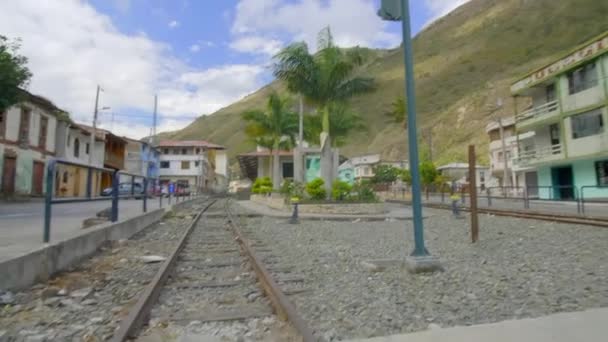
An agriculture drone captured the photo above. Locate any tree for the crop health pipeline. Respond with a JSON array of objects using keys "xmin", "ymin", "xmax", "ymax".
[
  {"xmin": 303, "ymin": 102, "xmax": 366, "ymax": 147},
  {"xmin": 0, "ymin": 35, "xmax": 32, "ymax": 112},
  {"xmin": 420, "ymin": 161, "xmax": 439, "ymax": 187},
  {"xmin": 371, "ymin": 164, "xmax": 401, "ymax": 184},
  {"xmin": 385, "ymin": 96, "xmax": 407, "ymax": 128},
  {"xmin": 242, "ymin": 93, "xmax": 298, "ymax": 190},
  {"xmin": 273, "ymin": 26, "xmax": 376, "ymax": 196}
]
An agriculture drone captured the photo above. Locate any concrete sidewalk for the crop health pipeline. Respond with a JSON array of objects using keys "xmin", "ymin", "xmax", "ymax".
[
  {"xmin": 347, "ymin": 308, "xmax": 608, "ymax": 342},
  {"xmin": 236, "ymin": 200, "xmax": 415, "ymax": 220}
]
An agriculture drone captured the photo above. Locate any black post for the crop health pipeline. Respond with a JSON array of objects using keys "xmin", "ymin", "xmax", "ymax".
[
  {"xmin": 289, "ymin": 203, "xmax": 299, "ymax": 224},
  {"xmin": 131, "ymin": 175, "xmax": 135, "ymax": 199},
  {"xmin": 143, "ymin": 178, "xmax": 148, "ymax": 213},
  {"xmin": 111, "ymin": 171, "xmax": 119, "ymax": 222},
  {"xmin": 487, "ymin": 189, "xmax": 492, "ymax": 207},
  {"xmin": 43, "ymin": 160, "xmax": 56, "ymax": 243},
  {"xmin": 86, "ymin": 167, "xmax": 92, "ymax": 199}
]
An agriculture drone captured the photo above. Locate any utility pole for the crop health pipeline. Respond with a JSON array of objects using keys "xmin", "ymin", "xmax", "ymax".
[
  {"xmin": 469, "ymin": 145, "xmax": 479, "ymax": 243},
  {"xmin": 152, "ymin": 94, "xmax": 158, "ymax": 146},
  {"xmin": 89, "ymin": 85, "xmax": 101, "ymax": 166},
  {"xmin": 498, "ymin": 118, "xmax": 510, "ymax": 189},
  {"xmin": 427, "ymin": 128, "xmax": 433, "ymax": 162}
]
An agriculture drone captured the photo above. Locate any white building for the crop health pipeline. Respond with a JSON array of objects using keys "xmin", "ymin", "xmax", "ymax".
[
  {"xmin": 1, "ymin": 90, "xmax": 60, "ymax": 196},
  {"xmin": 158, "ymin": 140, "xmax": 227, "ymax": 191},
  {"xmin": 511, "ymin": 31, "xmax": 608, "ymax": 200},
  {"xmin": 437, "ymin": 163, "xmax": 494, "ymax": 189}
]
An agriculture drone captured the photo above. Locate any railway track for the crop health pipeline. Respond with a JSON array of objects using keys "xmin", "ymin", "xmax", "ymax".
[
  {"xmin": 421, "ymin": 202, "xmax": 608, "ymax": 228},
  {"xmin": 111, "ymin": 197, "xmax": 315, "ymax": 341}
]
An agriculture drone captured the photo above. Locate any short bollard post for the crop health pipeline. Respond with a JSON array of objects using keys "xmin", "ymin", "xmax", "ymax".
[{"xmin": 289, "ymin": 197, "xmax": 300, "ymax": 224}]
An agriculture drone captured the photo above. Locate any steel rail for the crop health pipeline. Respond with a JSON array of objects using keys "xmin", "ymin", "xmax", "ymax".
[
  {"xmin": 224, "ymin": 198, "xmax": 318, "ymax": 342},
  {"xmin": 110, "ymin": 198, "xmax": 217, "ymax": 341}
]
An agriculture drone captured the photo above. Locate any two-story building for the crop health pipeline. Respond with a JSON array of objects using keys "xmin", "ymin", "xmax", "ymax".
[
  {"xmin": 54, "ymin": 121, "xmax": 105, "ymax": 197},
  {"xmin": 122, "ymin": 137, "xmax": 160, "ymax": 182},
  {"xmin": 437, "ymin": 163, "xmax": 493, "ymax": 189},
  {"xmin": 511, "ymin": 31, "xmax": 608, "ymax": 200},
  {"xmin": 158, "ymin": 140, "xmax": 227, "ymax": 192},
  {"xmin": 0, "ymin": 90, "xmax": 61, "ymax": 196},
  {"xmin": 338, "ymin": 154, "xmax": 409, "ymax": 184},
  {"xmin": 80, "ymin": 125, "xmax": 127, "ymax": 190}
]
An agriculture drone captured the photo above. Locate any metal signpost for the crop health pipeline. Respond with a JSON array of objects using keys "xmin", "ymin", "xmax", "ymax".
[{"xmin": 378, "ymin": 0, "xmax": 441, "ymax": 272}]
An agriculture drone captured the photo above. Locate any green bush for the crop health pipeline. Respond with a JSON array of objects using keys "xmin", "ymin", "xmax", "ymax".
[
  {"xmin": 371, "ymin": 164, "xmax": 400, "ymax": 184},
  {"xmin": 306, "ymin": 178, "xmax": 326, "ymax": 200},
  {"xmin": 352, "ymin": 180, "xmax": 377, "ymax": 202},
  {"xmin": 281, "ymin": 179, "xmax": 304, "ymax": 201},
  {"xmin": 252, "ymin": 177, "xmax": 272, "ymax": 194},
  {"xmin": 331, "ymin": 180, "xmax": 352, "ymax": 201}
]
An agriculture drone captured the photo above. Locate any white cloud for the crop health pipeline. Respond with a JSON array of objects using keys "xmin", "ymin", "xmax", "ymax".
[
  {"xmin": 231, "ymin": 0, "xmax": 400, "ymax": 51},
  {"xmin": 168, "ymin": 20, "xmax": 179, "ymax": 28},
  {"xmin": 230, "ymin": 36, "xmax": 283, "ymax": 56},
  {"xmin": 189, "ymin": 44, "xmax": 201, "ymax": 52},
  {"xmin": 424, "ymin": 0, "xmax": 471, "ymax": 23},
  {"xmin": 0, "ymin": 1, "xmax": 265, "ymax": 139}
]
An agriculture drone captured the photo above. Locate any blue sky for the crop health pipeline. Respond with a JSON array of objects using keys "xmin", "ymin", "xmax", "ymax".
[{"xmin": 0, "ymin": 0, "xmax": 469, "ymax": 139}]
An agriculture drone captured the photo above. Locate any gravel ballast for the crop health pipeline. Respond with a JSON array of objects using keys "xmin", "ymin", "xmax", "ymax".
[{"xmin": 242, "ymin": 207, "xmax": 608, "ymax": 341}]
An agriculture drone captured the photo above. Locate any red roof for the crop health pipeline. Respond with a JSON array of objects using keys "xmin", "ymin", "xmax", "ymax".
[
  {"xmin": 238, "ymin": 150, "xmax": 293, "ymax": 157},
  {"xmin": 158, "ymin": 140, "xmax": 225, "ymax": 150}
]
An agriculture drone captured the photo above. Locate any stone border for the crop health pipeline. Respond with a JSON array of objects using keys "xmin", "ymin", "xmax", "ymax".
[
  {"xmin": 0, "ymin": 196, "xmax": 206, "ymax": 291},
  {"xmin": 250, "ymin": 194, "xmax": 387, "ymax": 215}
]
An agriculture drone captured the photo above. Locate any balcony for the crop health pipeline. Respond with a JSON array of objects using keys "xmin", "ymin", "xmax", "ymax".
[
  {"xmin": 104, "ymin": 152, "xmax": 125, "ymax": 170},
  {"xmin": 515, "ymin": 100, "xmax": 560, "ymax": 124},
  {"xmin": 512, "ymin": 144, "xmax": 563, "ymax": 168}
]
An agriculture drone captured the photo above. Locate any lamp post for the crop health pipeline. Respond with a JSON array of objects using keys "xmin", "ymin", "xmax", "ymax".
[{"xmin": 378, "ymin": 0, "xmax": 441, "ymax": 272}]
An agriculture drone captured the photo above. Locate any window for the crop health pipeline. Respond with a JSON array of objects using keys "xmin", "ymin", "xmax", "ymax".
[
  {"xmin": 182, "ymin": 148, "xmax": 187, "ymax": 155},
  {"xmin": 568, "ymin": 62, "xmax": 598, "ymax": 94},
  {"xmin": 0, "ymin": 111, "xmax": 5, "ymax": 138},
  {"xmin": 86, "ymin": 143, "xmax": 90, "ymax": 154},
  {"xmin": 173, "ymin": 149, "xmax": 179, "ymax": 154},
  {"xmin": 571, "ymin": 109, "xmax": 604, "ymax": 139},
  {"xmin": 19, "ymin": 107, "xmax": 31, "ymax": 145},
  {"xmin": 160, "ymin": 161, "xmax": 170, "ymax": 169},
  {"xmin": 195, "ymin": 161, "xmax": 200, "ymax": 167},
  {"xmin": 163, "ymin": 148, "xmax": 169, "ymax": 154},
  {"xmin": 596, "ymin": 160, "xmax": 608, "ymax": 186},
  {"xmin": 74, "ymin": 138, "xmax": 80, "ymax": 157},
  {"xmin": 546, "ymin": 83, "xmax": 556, "ymax": 102},
  {"xmin": 39, "ymin": 117, "xmax": 48, "ymax": 149},
  {"xmin": 195, "ymin": 148, "xmax": 200, "ymax": 154},
  {"xmin": 62, "ymin": 171, "xmax": 69, "ymax": 183},
  {"xmin": 181, "ymin": 161, "xmax": 190, "ymax": 169}
]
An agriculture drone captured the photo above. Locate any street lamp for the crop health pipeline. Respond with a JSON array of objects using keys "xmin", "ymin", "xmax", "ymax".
[{"xmin": 378, "ymin": 0, "xmax": 441, "ymax": 273}]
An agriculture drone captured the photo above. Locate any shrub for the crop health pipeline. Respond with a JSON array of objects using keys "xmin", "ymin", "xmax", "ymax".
[
  {"xmin": 331, "ymin": 180, "xmax": 352, "ymax": 201},
  {"xmin": 352, "ymin": 180, "xmax": 378, "ymax": 202},
  {"xmin": 306, "ymin": 178, "xmax": 326, "ymax": 200},
  {"xmin": 252, "ymin": 177, "xmax": 272, "ymax": 194},
  {"xmin": 399, "ymin": 169, "xmax": 412, "ymax": 184},
  {"xmin": 371, "ymin": 164, "xmax": 400, "ymax": 184},
  {"xmin": 281, "ymin": 179, "xmax": 304, "ymax": 201}
]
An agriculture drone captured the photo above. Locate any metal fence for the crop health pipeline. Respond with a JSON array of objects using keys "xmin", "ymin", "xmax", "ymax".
[
  {"xmin": 378, "ymin": 183, "xmax": 608, "ymax": 217},
  {"xmin": 43, "ymin": 158, "xmax": 193, "ymax": 243}
]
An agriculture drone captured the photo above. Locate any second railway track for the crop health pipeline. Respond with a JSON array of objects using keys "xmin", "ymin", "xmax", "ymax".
[{"xmin": 111, "ymin": 197, "xmax": 314, "ymax": 342}]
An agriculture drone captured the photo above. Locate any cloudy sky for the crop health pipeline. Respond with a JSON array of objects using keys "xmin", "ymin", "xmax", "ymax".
[{"xmin": 0, "ymin": 0, "xmax": 469, "ymax": 139}]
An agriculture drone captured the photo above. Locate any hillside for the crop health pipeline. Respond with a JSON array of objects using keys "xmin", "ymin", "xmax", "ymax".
[{"xmin": 163, "ymin": 0, "xmax": 608, "ymax": 167}]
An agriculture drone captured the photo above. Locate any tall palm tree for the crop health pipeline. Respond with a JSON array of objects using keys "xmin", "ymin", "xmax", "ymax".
[
  {"xmin": 304, "ymin": 102, "xmax": 366, "ymax": 148},
  {"xmin": 273, "ymin": 27, "xmax": 375, "ymax": 194},
  {"xmin": 242, "ymin": 93, "xmax": 298, "ymax": 190}
]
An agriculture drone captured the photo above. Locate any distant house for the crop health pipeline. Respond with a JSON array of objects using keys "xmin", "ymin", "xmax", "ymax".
[
  {"xmin": 437, "ymin": 163, "xmax": 494, "ymax": 189},
  {"xmin": 0, "ymin": 90, "xmax": 61, "ymax": 196},
  {"xmin": 338, "ymin": 154, "xmax": 409, "ymax": 184},
  {"xmin": 54, "ymin": 121, "xmax": 105, "ymax": 197},
  {"xmin": 122, "ymin": 137, "xmax": 160, "ymax": 182},
  {"xmin": 80, "ymin": 125, "xmax": 128, "ymax": 190},
  {"xmin": 158, "ymin": 140, "xmax": 227, "ymax": 192}
]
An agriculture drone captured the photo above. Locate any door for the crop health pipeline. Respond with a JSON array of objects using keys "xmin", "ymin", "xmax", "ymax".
[
  {"xmin": 525, "ymin": 171, "xmax": 539, "ymax": 198},
  {"xmin": 73, "ymin": 167, "xmax": 81, "ymax": 196},
  {"xmin": 32, "ymin": 161, "xmax": 45, "ymax": 195},
  {"xmin": 2, "ymin": 156, "xmax": 16, "ymax": 194},
  {"xmin": 549, "ymin": 124, "xmax": 560, "ymax": 154},
  {"xmin": 551, "ymin": 166, "xmax": 574, "ymax": 200}
]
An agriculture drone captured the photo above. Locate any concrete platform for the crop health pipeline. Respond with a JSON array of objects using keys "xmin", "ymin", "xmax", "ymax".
[
  {"xmin": 346, "ymin": 308, "xmax": 608, "ymax": 342},
  {"xmin": 236, "ymin": 200, "xmax": 415, "ymax": 221}
]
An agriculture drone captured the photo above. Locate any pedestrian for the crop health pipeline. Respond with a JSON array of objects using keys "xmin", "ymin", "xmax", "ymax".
[{"xmin": 450, "ymin": 182, "xmax": 461, "ymax": 218}]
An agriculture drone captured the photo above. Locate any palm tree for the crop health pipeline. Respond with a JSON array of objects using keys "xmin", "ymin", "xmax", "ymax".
[
  {"xmin": 385, "ymin": 96, "xmax": 407, "ymax": 129},
  {"xmin": 273, "ymin": 27, "xmax": 375, "ymax": 194},
  {"xmin": 242, "ymin": 93, "xmax": 298, "ymax": 190},
  {"xmin": 304, "ymin": 102, "xmax": 366, "ymax": 147}
]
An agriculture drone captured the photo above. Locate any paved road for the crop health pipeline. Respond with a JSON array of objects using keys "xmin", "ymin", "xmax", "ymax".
[{"xmin": 0, "ymin": 197, "xmax": 172, "ymax": 261}]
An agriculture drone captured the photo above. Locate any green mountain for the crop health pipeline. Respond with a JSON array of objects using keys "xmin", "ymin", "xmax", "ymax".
[{"xmin": 162, "ymin": 0, "xmax": 608, "ymax": 167}]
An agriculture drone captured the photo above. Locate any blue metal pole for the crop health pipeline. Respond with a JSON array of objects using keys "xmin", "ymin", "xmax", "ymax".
[
  {"xmin": 401, "ymin": 0, "xmax": 428, "ymax": 257},
  {"xmin": 43, "ymin": 160, "xmax": 56, "ymax": 243},
  {"xmin": 159, "ymin": 180, "xmax": 163, "ymax": 208},
  {"xmin": 86, "ymin": 167, "xmax": 92, "ymax": 199},
  {"xmin": 143, "ymin": 178, "xmax": 148, "ymax": 213},
  {"xmin": 111, "ymin": 171, "xmax": 119, "ymax": 222}
]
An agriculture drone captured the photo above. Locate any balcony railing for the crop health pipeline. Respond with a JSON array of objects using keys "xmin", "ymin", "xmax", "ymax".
[
  {"xmin": 105, "ymin": 153, "xmax": 125, "ymax": 169},
  {"xmin": 513, "ymin": 144, "xmax": 563, "ymax": 167},
  {"xmin": 515, "ymin": 100, "xmax": 559, "ymax": 123}
]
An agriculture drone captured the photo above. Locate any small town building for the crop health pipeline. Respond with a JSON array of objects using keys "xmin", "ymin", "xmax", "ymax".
[
  {"xmin": 437, "ymin": 163, "xmax": 493, "ymax": 189},
  {"xmin": 158, "ymin": 140, "xmax": 227, "ymax": 192},
  {"xmin": 238, "ymin": 147, "xmax": 324, "ymax": 184},
  {"xmin": 511, "ymin": 31, "xmax": 608, "ymax": 200},
  {"xmin": 338, "ymin": 154, "xmax": 409, "ymax": 184},
  {"xmin": 80, "ymin": 125, "xmax": 127, "ymax": 190},
  {"xmin": 0, "ymin": 90, "xmax": 61, "ymax": 196},
  {"xmin": 122, "ymin": 137, "xmax": 160, "ymax": 183},
  {"xmin": 54, "ymin": 121, "xmax": 105, "ymax": 197}
]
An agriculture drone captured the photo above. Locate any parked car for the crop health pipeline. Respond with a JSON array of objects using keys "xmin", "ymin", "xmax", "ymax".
[
  {"xmin": 101, "ymin": 183, "xmax": 145, "ymax": 198},
  {"xmin": 175, "ymin": 184, "xmax": 191, "ymax": 197}
]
